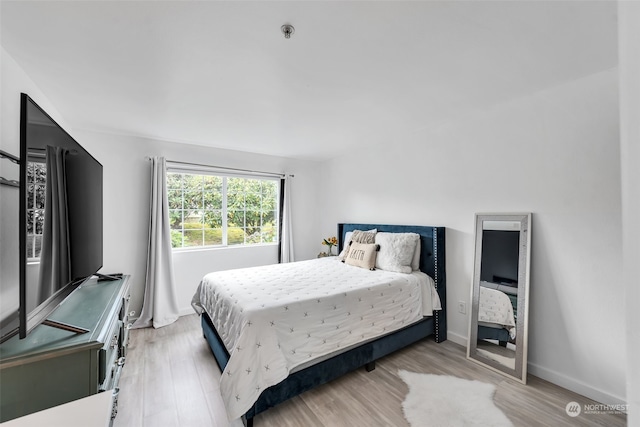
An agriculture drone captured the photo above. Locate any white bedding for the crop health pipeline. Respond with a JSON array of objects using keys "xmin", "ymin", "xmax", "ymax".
[
  {"xmin": 478, "ymin": 285, "xmax": 516, "ymax": 339},
  {"xmin": 191, "ymin": 257, "xmax": 441, "ymax": 420}
]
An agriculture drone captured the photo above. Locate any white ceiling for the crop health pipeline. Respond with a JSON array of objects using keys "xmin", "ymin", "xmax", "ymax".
[{"xmin": 1, "ymin": 1, "xmax": 618, "ymax": 161}]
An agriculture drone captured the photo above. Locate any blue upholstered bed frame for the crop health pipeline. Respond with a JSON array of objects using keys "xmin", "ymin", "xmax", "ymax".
[
  {"xmin": 200, "ymin": 223, "xmax": 447, "ymax": 426},
  {"xmin": 477, "ymin": 325, "xmax": 511, "ymax": 346}
]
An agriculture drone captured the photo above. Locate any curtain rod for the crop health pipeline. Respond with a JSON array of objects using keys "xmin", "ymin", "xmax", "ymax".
[{"xmin": 145, "ymin": 157, "xmax": 294, "ymax": 178}]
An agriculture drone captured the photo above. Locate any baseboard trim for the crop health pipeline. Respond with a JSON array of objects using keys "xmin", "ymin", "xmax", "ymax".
[
  {"xmin": 446, "ymin": 330, "xmax": 468, "ymax": 347},
  {"xmin": 447, "ymin": 333, "xmax": 626, "ymax": 407},
  {"xmin": 528, "ymin": 362, "xmax": 626, "ymax": 406},
  {"xmin": 179, "ymin": 306, "xmax": 195, "ymax": 317}
]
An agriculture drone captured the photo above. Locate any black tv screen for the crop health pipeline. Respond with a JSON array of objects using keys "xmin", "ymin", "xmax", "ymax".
[
  {"xmin": 12, "ymin": 93, "xmax": 103, "ymax": 340},
  {"xmin": 480, "ymin": 229, "xmax": 520, "ymax": 285}
]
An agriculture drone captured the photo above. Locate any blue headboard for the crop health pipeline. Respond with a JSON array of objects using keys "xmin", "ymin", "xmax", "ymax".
[{"xmin": 337, "ymin": 223, "xmax": 447, "ymax": 342}]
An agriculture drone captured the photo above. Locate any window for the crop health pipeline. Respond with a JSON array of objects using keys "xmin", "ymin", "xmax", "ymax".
[
  {"xmin": 167, "ymin": 172, "xmax": 280, "ymax": 249},
  {"xmin": 26, "ymin": 161, "xmax": 46, "ymax": 259}
]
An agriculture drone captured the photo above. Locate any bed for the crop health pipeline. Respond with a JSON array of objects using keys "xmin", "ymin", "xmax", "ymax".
[
  {"xmin": 192, "ymin": 223, "xmax": 446, "ymax": 426},
  {"xmin": 476, "ymin": 282, "xmax": 516, "ymax": 346}
]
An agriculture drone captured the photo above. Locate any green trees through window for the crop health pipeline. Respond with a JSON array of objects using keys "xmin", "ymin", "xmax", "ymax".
[
  {"xmin": 26, "ymin": 161, "xmax": 46, "ymax": 259},
  {"xmin": 167, "ymin": 173, "xmax": 279, "ymax": 249}
]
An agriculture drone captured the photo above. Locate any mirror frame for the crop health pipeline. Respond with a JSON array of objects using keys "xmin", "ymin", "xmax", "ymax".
[{"xmin": 467, "ymin": 213, "xmax": 532, "ymax": 383}]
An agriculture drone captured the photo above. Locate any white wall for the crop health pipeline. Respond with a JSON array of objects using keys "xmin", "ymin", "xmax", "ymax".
[
  {"xmin": 319, "ymin": 68, "xmax": 625, "ymax": 404},
  {"xmin": 73, "ymin": 130, "xmax": 321, "ymax": 319},
  {"xmin": 619, "ymin": 2, "xmax": 640, "ymax": 423}
]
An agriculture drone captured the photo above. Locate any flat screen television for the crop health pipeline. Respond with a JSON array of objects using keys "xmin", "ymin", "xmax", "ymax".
[
  {"xmin": 480, "ymin": 229, "xmax": 520, "ymax": 286},
  {"xmin": 0, "ymin": 94, "xmax": 103, "ymax": 343}
]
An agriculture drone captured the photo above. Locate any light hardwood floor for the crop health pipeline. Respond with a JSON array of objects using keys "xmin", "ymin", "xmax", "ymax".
[{"xmin": 114, "ymin": 315, "xmax": 626, "ymax": 427}]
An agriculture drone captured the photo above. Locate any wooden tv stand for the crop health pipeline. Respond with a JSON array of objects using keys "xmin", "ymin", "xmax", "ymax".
[{"xmin": 0, "ymin": 275, "xmax": 131, "ymax": 424}]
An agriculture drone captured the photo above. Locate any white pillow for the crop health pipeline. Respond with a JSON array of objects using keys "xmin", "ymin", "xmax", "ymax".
[
  {"xmin": 411, "ymin": 238, "xmax": 421, "ymax": 271},
  {"xmin": 375, "ymin": 232, "xmax": 420, "ymax": 274}
]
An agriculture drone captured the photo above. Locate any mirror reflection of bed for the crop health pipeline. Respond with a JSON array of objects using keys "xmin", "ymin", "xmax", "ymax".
[{"xmin": 477, "ymin": 280, "xmax": 518, "ymax": 369}]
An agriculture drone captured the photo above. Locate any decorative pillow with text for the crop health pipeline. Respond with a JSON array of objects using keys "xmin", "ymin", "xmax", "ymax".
[
  {"xmin": 339, "ymin": 229, "xmax": 377, "ymax": 260},
  {"xmin": 343, "ymin": 242, "xmax": 380, "ymax": 270}
]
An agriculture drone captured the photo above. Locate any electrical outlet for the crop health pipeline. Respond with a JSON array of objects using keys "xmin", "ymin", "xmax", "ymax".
[{"xmin": 458, "ymin": 301, "xmax": 466, "ymax": 314}]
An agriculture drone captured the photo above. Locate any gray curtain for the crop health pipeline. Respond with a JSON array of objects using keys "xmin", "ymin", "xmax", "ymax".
[
  {"xmin": 133, "ymin": 157, "xmax": 180, "ymax": 329},
  {"xmin": 38, "ymin": 146, "xmax": 70, "ymax": 302},
  {"xmin": 280, "ymin": 174, "xmax": 294, "ymax": 263}
]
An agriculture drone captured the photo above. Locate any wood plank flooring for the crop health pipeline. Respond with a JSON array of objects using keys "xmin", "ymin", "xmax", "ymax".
[{"xmin": 114, "ymin": 315, "xmax": 626, "ymax": 427}]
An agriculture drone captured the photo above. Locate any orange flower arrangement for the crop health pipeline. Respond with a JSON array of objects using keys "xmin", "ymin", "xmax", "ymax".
[{"xmin": 322, "ymin": 236, "xmax": 338, "ymax": 255}]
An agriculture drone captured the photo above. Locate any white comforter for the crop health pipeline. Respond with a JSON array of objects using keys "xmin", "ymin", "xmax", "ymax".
[
  {"xmin": 191, "ymin": 257, "xmax": 441, "ymax": 420},
  {"xmin": 478, "ymin": 286, "xmax": 516, "ymax": 339}
]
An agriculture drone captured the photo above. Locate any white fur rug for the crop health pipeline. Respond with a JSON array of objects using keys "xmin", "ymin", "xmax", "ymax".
[{"xmin": 398, "ymin": 370, "xmax": 513, "ymax": 427}]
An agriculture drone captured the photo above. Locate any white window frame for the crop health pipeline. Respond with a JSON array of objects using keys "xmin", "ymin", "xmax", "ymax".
[{"xmin": 167, "ymin": 166, "xmax": 281, "ymax": 250}]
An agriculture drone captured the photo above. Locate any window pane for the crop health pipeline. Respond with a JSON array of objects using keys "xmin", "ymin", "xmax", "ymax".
[
  {"xmin": 167, "ymin": 189, "xmax": 183, "ymax": 209},
  {"xmin": 183, "ymin": 174, "xmax": 203, "ymax": 191},
  {"xmin": 245, "ymin": 192, "xmax": 260, "ymax": 210},
  {"xmin": 34, "ymin": 210, "xmax": 44, "ymax": 234},
  {"xmin": 261, "ymin": 226, "xmax": 277, "ymax": 243},
  {"xmin": 184, "ymin": 190, "xmax": 203, "ymax": 209},
  {"xmin": 262, "ymin": 194, "xmax": 276, "ymax": 211},
  {"xmin": 27, "ymin": 184, "xmax": 35, "ymax": 207},
  {"xmin": 34, "ymin": 185, "xmax": 46, "ymax": 209},
  {"xmin": 245, "ymin": 229, "xmax": 261, "ymax": 244},
  {"xmin": 27, "ymin": 162, "xmax": 35, "ymax": 181},
  {"xmin": 169, "ymin": 210, "xmax": 183, "ymax": 229},
  {"xmin": 227, "ymin": 192, "xmax": 244, "ymax": 209},
  {"xmin": 228, "ymin": 227, "xmax": 245, "ymax": 245},
  {"xmin": 184, "ymin": 229, "xmax": 203, "ymax": 247},
  {"xmin": 203, "ymin": 175, "xmax": 222, "ymax": 192},
  {"xmin": 30, "ymin": 162, "xmax": 46, "ymax": 184},
  {"xmin": 26, "ymin": 211, "xmax": 34, "ymax": 234},
  {"xmin": 26, "ymin": 235, "xmax": 34, "ymax": 258},
  {"xmin": 262, "ymin": 180, "xmax": 277, "ymax": 197},
  {"xmin": 203, "ymin": 191, "xmax": 222, "ymax": 210},
  {"xmin": 261, "ymin": 211, "xmax": 275, "ymax": 225},
  {"xmin": 245, "ymin": 225, "xmax": 260, "ymax": 238},
  {"xmin": 184, "ymin": 211, "xmax": 203, "ymax": 226},
  {"xmin": 204, "ymin": 228, "xmax": 223, "ymax": 246},
  {"xmin": 228, "ymin": 177, "xmax": 248, "ymax": 193},
  {"xmin": 171, "ymin": 230, "xmax": 184, "ymax": 248},
  {"xmin": 167, "ymin": 173, "xmax": 183, "ymax": 189},
  {"xmin": 228, "ymin": 211, "xmax": 245, "ymax": 227},
  {"xmin": 34, "ymin": 235, "xmax": 43, "ymax": 258},
  {"xmin": 203, "ymin": 210, "xmax": 222, "ymax": 228}
]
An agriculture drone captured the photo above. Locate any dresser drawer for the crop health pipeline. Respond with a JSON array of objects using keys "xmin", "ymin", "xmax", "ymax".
[
  {"xmin": 98, "ymin": 316, "xmax": 122, "ymax": 391},
  {"xmin": 119, "ymin": 291, "xmax": 131, "ymax": 322},
  {"xmin": 102, "ymin": 352, "xmax": 126, "ymax": 393},
  {"xmin": 119, "ymin": 288, "xmax": 132, "ymax": 357}
]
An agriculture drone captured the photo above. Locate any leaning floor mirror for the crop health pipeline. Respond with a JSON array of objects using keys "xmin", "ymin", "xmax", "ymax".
[{"xmin": 467, "ymin": 213, "xmax": 531, "ymax": 383}]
